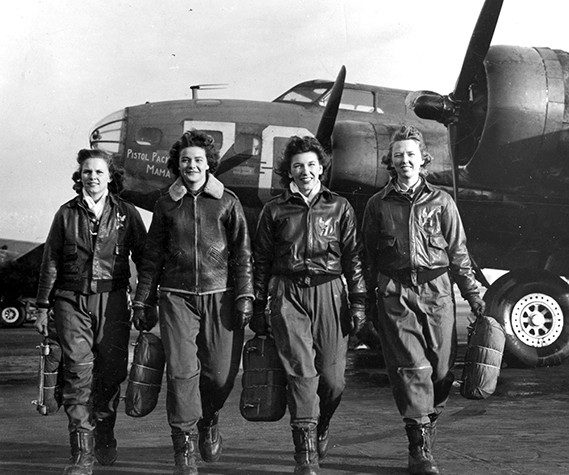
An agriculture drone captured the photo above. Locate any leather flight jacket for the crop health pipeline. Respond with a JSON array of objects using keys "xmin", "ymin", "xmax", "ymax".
[
  {"xmin": 254, "ymin": 185, "xmax": 366, "ymax": 302},
  {"xmin": 134, "ymin": 174, "xmax": 254, "ymax": 304},
  {"xmin": 362, "ymin": 179, "xmax": 479, "ymax": 297},
  {"xmin": 36, "ymin": 193, "xmax": 147, "ymax": 307}
]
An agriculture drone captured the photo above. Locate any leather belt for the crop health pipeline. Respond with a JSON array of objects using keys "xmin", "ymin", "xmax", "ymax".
[
  {"xmin": 284, "ymin": 273, "xmax": 339, "ymax": 288},
  {"xmin": 382, "ymin": 267, "xmax": 448, "ymax": 286}
]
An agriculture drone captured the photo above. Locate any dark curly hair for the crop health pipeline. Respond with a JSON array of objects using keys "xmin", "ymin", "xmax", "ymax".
[
  {"xmin": 382, "ymin": 125, "xmax": 433, "ymax": 179},
  {"xmin": 72, "ymin": 149, "xmax": 124, "ymax": 194},
  {"xmin": 167, "ymin": 129, "xmax": 220, "ymax": 177},
  {"xmin": 275, "ymin": 135, "xmax": 330, "ymax": 188}
]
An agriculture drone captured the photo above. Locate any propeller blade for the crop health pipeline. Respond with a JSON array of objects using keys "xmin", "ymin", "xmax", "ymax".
[
  {"xmin": 448, "ymin": 123, "xmax": 460, "ymax": 202},
  {"xmin": 452, "ymin": 0, "xmax": 503, "ymax": 102},
  {"xmin": 316, "ymin": 65, "xmax": 346, "ymax": 153}
]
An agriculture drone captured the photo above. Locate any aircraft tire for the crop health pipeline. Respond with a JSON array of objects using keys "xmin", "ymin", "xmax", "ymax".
[
  {"xmin": 484, "ymin": 269, "xmax": 569, "ymax": 368},
  {"xmin": 0, "ymin": 303, "xmax": 26, "ymax": 328}
]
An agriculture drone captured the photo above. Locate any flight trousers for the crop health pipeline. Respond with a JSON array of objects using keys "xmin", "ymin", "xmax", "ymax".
[
  {"xmin": 268, "ymin": 276, "xmax": 350, "ymax": 427},
  {"xmin": 53, "ymin": 288, "xmax": 131, "ymax": 433},
  {"xmin": 159, "ymin": 291, "xmax": 244, "ymax": 433},
  {"xmin": 376, "ymin": 272, "xmax": 456, "ymax": 425}
]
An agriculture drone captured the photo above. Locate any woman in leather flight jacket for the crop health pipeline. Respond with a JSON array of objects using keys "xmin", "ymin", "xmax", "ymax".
[
  {"xmin": 35, "ymin": 149, "xmax": 147, "ymax": 475},
  {"xmin": 362, "ymin": 125, "xmax": 485, "ymax": 475},
  {"xmin": 133, "ymin": 129, "xmax": 254, "ymax": 474},
  {"xmin": 252, "ymin": 136, "xmax": 367, "ymax": 475}
]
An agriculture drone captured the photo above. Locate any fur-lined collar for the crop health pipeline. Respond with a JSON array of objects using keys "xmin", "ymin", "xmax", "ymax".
[{"xmin": 168, "ymin": 174, "xmax": 225, "ymax": 201}]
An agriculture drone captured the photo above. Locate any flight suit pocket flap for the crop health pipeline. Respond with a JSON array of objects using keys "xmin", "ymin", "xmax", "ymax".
[{"xmin": 429, "ymin": 235, "xmax": 447, "ymax": 250}]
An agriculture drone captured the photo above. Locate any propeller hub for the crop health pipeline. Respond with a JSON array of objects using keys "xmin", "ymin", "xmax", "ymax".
[{"xmin": 408, "ymin": 92, "xmax": 457, "ymax": 125}]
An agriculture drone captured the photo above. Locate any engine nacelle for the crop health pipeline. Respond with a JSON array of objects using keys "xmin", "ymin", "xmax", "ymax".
[{"xmin": 465, "ymin": 45, "xmax": 569, "ymax": 194}]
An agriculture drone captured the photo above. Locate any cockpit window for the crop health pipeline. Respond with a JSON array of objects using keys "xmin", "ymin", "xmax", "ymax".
[
  {"xmin": 274, "ymin": 82, "xmax": 381, "ymax": 114},
  {"xmin": 274, "ymin": 85, "xmax": 331, "ymax": 104},
  {"xmin": 135, "ymin": 127, "xmax": 163, "ymax": 147}
]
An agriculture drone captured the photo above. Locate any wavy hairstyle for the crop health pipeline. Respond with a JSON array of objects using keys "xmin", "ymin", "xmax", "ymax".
[
  {"xmin": 72, "ymin": 149, "xmax": 124, "ymax": 194},
  {"xmin": 167, "ymin": 129, "xmax": 220, "ymax": 177},
  {"xmin": 382, "ymin": 125, "xmax": 433, "ymax": 178},
  {"xmin": 275, "ymin": 135, "xmax": 330, "ymax": 188}
]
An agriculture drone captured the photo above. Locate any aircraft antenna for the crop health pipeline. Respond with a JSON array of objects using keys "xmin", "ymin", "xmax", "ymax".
[{"xmin": 190, "ymin": 83, "xmax": 228, "ymax": 99}]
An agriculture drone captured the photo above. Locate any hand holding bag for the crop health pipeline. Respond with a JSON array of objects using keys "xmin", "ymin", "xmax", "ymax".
[{"xmin": 32, "ymin": 335, "xmax": 63, "ymax": 415}]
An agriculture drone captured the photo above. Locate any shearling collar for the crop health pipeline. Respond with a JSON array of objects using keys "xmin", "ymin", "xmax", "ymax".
[
  {"xmin": 168, "ymin": 174, "xmax": 225, "ymax": 201},
  {"xmin": 379, "ymin": 177, "xmax": 434, "ymax": 200}
]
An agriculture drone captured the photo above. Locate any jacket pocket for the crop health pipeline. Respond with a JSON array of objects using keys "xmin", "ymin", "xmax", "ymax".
[
  {"xmin": 327, "ymin": 241, "xmax": 341, "ymax": 259},
  {"xmin": 62, "ymin": 244, "xmax": 78, "ymax": 262},
  {"xmin": 427, "ymin": 235, "xmax": 448, "ymax": 267},
  {"xmin": 428, "ymin": 235, "xmax": 447, "ymax": 250},
  {"xmin": 62, "ymin": 244, "xmax": 79, "ymax": 275},
  {"xmin": 207, "ymin": 246, "xmax": 227, "ymax": 265},
  {"xmin": 165, "ymin": 250, "xmax": 187, "ymax": 273},
  {"xmin": 376, "ymin": 236, "xmax": 398, "ymax": 266}
]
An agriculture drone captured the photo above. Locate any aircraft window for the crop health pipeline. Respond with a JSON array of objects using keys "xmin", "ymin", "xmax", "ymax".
[
  {"xmin": 234, "ymin": 133, "xmax": 260, "ymax": 156},
  {"xmin": 90, "ymin": 109, "xmax": 125, "ymax": 154},
  {"xmin": 277, "ymin": 86, "xmax": 330, "ymax": 104},
  {"xmin": 135, "ymin": 127, "xmax": 163, "ymax": 147},
  {"xmin": 337, "ymin": 89, "xmax": 376, "ymax": 113},
  {"xmin": 198, "ymin": 130, "xmax": 223, "ymax": 152}
]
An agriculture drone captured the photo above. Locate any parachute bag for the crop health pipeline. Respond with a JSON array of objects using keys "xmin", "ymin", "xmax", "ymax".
[
  {"xmin": 240, "ymin": 334, "xmax": 287, "ymax": 422},
  {"xmin": 460, "ymin": 315, "xmax": 506, "ymax": 400},
  {"xmin": 32, "ymin": 335, "xmax": 63, "ymax": 415},
  {"xmin": 125, "ymin": 331, "xmax": 165, "ymax": 417}
]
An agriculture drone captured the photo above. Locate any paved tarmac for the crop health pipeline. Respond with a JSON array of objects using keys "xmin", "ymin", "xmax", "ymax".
[{"xmin": 1, "ymin": 301, "xmax": 568, "ymax": 474}]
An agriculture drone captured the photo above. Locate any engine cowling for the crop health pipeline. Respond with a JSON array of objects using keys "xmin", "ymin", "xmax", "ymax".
[{"xmin": 464, "ymin": 45, "xmax": 569, "ymax": 196}]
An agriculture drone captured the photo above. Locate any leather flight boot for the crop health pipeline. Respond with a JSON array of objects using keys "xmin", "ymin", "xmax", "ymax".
[
  {"xmin": 172, "ymin": 431, "xmax": 198, "ymax": 475},
  {"xmin": 292, "ymin": 425, "xmax": 319, "ymax": 474},
  {"xmin": 197, "ymin": 413, "xmax": 222, "ymax": 462},
  {"xmin": 63, "ymin": 430, "xmax": 95, "ymax": 475},
  {"xmin": 94, "ymin": 421, "xmax": 117, "ymax": 466},
  {"xmin": 405, "ymin": 424, "xmax": 439, "ymax": 475},
  {"xmin": 316, "ymin": 417, "xmax": 331, "ymax": 461}
]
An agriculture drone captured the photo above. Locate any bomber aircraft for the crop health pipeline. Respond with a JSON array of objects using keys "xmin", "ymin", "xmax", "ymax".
[{"xmin": 85, "ymin": 0, "xmax": 568, "ymax": 368}]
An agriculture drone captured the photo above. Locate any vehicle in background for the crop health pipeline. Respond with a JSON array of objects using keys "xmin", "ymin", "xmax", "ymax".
[{"xmin": 0, "ymin": 240, "xmax": 42, "ymax": 328}]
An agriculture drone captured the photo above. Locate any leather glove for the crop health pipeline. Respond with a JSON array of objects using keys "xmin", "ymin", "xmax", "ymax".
[
  {"xmin": 235, "ymin": 297, "xmax": 253, "ymax": 329},
  {"xmin": 467, "ymin": 295, "xmax": 486, "ymax": 318},
  {"xmin": 249, "ymin": 300, "xmax": 268, "ymax": 335},
  {"xmin": 132, "ymin": 305, "xmax": 158, "ymax": 331},
  {"xmin": 349, "ymin": 304, "xmax": 366, "ymax": 336},
  {"xmin": 34, "ymin": 308, "xmax": 49, "ymax": 336}
]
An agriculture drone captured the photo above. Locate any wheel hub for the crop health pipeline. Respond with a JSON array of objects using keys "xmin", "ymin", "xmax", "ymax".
[
  {"xmin": 1, "ymin": 307, "xmax": 19, "ymax": 324},
  {"xmin": 510, "ymin": 293, "xmax": 564, "ymax": 347},
  {"xmin": 529, "ymin": 312, "xmax": 546, "ymax": 327}
]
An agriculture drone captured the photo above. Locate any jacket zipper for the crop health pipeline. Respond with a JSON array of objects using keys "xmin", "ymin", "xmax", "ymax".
[{"xmin": 193, "ymin": 194, "xmax": 199, "ymax": 293}]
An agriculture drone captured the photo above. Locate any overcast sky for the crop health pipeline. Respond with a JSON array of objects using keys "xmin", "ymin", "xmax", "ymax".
[{"xmin": 2, "ymin": 0, "xmax": 569, "ymax": 243}]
